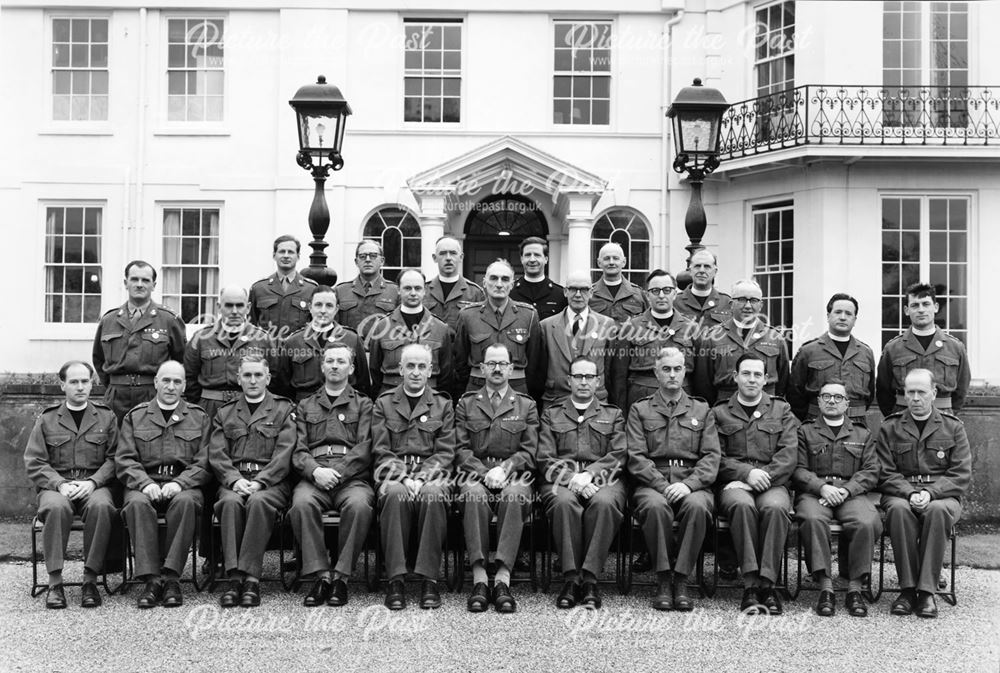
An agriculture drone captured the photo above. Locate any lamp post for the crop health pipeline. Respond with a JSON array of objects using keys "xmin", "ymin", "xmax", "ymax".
[
  {"xmin": 666, "ymin": 78, "xmax": 729, "ymax": 289},
  {"xmin": 289, "ymin": 75, "xmax": 353, "ymax": 287}
]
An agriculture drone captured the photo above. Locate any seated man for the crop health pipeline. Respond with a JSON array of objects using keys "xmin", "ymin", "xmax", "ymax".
[
  {"xmin": 877, "ymin": 368, "xmax": 971, "ymax": 619},
  {"xmin": 538, "ymin": 356, "xmax": 626, "ymax": 609},
  {"xmin": 208, "ymin": 355, "xmax": 296, "ymax": 608},
  {"xmin": 288, "ymin": 342, "xmax": 374, "ymax": 607},
  {"xmin": 627, "ymin": 347, "xmax": 720, "ymax": 611},
  {"xmin": 455, "ymin": 343, "xmax": 538, "ymax": 613},
  {"xmin": 23, "ymin": 360, "xmax": 118, "ymax": 609},
  {"xmin": 116, "ymin": 361, "xmax": 210, "ymax": 609},
  {"xmin": 793, "ymin": 381, "xmax": 881, "ymax": 617},
  {"xmin": 372, "ymin": 343, "xmax": 455, "ymax": 610},
  {"xmin": 711, "ymin": 353, "xmax": 798, "ymax": 615}
]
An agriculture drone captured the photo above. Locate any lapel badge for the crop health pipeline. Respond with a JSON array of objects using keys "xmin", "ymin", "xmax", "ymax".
[
  {"xmin": 240, "ymin": 335, "xmax": 251, "ymax": 342},
  {"xmin": 151, "ymin": 332, "xmax": 159, "ymax": 340},
  {"xmin": 691, "ymin": 418, "xmax": 699, "ymax": 426},
  {"xmin": 420, "ymin": 415, "xmax": 428, "ymax": 423},
  {"xmin": 935, "ymin": 340, "xmax": 943, "ymax": 348},
  {"xmin": 752, "ymin": 410, "xmax": 762, "ymax": 419},
  {"xmin": 577, "ymin": 415, "xmax": 585, "ymax": 423},
  {"xmin": 515, "ymin": 334, "xmax": 523, "ymax": 342},
  {"xmin": 171, "ymin": 414, "xmax": 179, "ymax": 422},
  {"xmin": 753, "ymin": 333, "xmax": 762, "ymax": 339},
  {"xmin": 300, "ymin": 301, "xmax": 308, "ymax": 308},
  {"xmin": 668, "ymin": 329, "xmax": 676, "ymax": 336},
  {"xmin": 937, "ymin": 450, "xmax": 945, "ymax": 459},
  {"xmin": 338, "ymin": 413, "xmax": 346, "ymax": 421},
  {"xmin": 708, "ymin": 301, "xmax": 716, "ymax": 308}
]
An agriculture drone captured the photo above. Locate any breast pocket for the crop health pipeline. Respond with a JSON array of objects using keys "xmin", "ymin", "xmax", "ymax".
[
  {"xmin": 375, "ymin": 297, "xmax": 397, "ymax": 312},
  {"xmin": 848, "ymin": 357, "xmax": 872, "ymax": 393},
  {"xmin": 249, "ymin": 425, "xmax": 280, "ymax": 460},
  {"xmin": 468, "ymin": 331, "xmax": 492, "ymax": 364},
  {"xmin": 588, "ymin": 422, "xmax": 615, "ymax": 457},
  {"xmin": 173, "ymin": 429, "xmax": 203, "ymax": 462},
  {"xmin": 83, "ymin": 431, "xmax": 110, "ymax": 468},
  {"xmin": 756, "ymin": 419, "xmax": 784, "ymax": 455},
  {"xmin": 255, "ymin": 297, "xmax": 279, "ymax": 315},
  {"xmin": 641, "ymin": 418, "xmax": 668, "ymax": 455},
  {"xmin": 222, "ymin": 424, "xmax": 249, "ymax": 459},
  {"xmin": 498, "ymin": 418, "xmax": 526, "ymax": 453},
  {"xmin": 139, "ymin": 330, "xmax": 169, "ymax": 362},
  {"xmin": 891, "ymin": 353, "xmax": 918, "ymax": 389},
  {"xmin": 386, "ymin": 420, "xmax": 411, "ymax": 451},
  {"xmin": 932, "ymin": 353, "xmax": 961, "ymax": 390},
  {"xmin": 806, "ymin": 359, "xmax": 836, "ymax": 392},
  {"xmin": 840, "ymin": 442, "xmax": 864, "ymax": 475},
  {"xmin": 717, "ymin": 423, "xmax": 746, "ymax": 458},
  {"xmin": 417, "ymin": 419, "xmax": 443, "ymax": 445},
  {"xmin": 47, "ymin": 433, "xmax": 74, "ymax": 469},
  {"xmin": 503, "ymin": 327, "xmax": 529, "ymax": 364},
  {"xmin": 756, "ymin": 344, "xmax": 782, "ymax": 385},
  {"xmin": 890, "ymin": 442, "xmax": 917, "ymax": 472},
  {"xmin": 670, "ymin": 417, "xmax": 703, "ymax": 459},
  {"xmin": 99, "ymin": 330, "xmax": 126, "ymax": 363},
  {"xmin": 622, "ymin": 297, "xmax": 644, "ymax": 317},
  {"xmin": 132, "ymin": 427, "xmax": 163, "ymax": 461},
  {"xmin": 808, "ymin": 441, "xmax": 833, "ymax": 474},
  {"xmin": 923, "ymin": 441, "xmax": 953, "ymax": 471}
]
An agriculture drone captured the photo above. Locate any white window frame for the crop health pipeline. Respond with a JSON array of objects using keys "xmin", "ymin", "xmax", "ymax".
[
  {"xmin": 43, "ymin": 13, "xmax": 113, "ymax": 134},
  {"xmin": 552, "ymin": 18, "xmax": 614, "ymax": 128},
  {"xmin": 401, "ymin": 18, "xmax": 465, "ymax": 126},
  {"xmin": 156, "ymin": 14, "xmax": 229, "ymax": 134},
  {"xmin": 749, "ymin": 200, "xmax": 795, "ymax": 336},
  {"xmin": 362, "ymin": 205, "xmax": 422, "ymax": 284},
  {"xmin": 589, "ymin": 207, "xmax": 651, "ymax": 285},
  {"xmin": 158, "ymin": 202, "xmax": 223, "ymax": 330}
]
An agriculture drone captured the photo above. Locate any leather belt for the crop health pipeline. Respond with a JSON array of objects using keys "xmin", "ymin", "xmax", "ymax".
[
  {"xmin": 895, "ymin": 394, "xmax": 951, "ymax": 409},
  {"xmin": 402, "ymin": 455, "xmax": 424, "ymax": 466},
  {"xmin": 319, "ymin": 445, "xmax": 349, "ymax": 456},
  {"xmin": 200, "ymin": 389, "xmax": 242, "ymax": 401},
  {"xmin": 237, "ymin": 460, "xmax": 265, "ymax": 477},
  {"xmin": 65, "ymin": 468, "xmax": 91, "ymax": 480},
  {"xmin": 817, "ymin": 475, "xmax": 849, "ymax": 482},
  {"xmin": 907, "ymin": 474, "xmax": 937, "ymax": 484},
  {"xmin": 109, "ymin": 374, "xmax": 155, "ymax": 386},
  {"xmin": 153, "ymin": 462, "xmax": 182, "ymax": 481},
  {"xmin": 656, "ymin": 458, "xmax": 695, "ymax": 468}
]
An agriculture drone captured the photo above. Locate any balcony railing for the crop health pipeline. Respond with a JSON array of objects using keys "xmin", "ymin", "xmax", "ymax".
[{"xmin": 719, "ymin": 85, "xmax": 999, "ymax": 161}]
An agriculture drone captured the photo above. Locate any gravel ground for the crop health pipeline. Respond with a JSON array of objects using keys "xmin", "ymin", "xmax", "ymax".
[{"xmin": 3, "ymin": 558, "xmax": 999, "ymax": 673}]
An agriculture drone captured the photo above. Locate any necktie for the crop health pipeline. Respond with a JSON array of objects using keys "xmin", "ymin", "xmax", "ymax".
[
  {"xmin": 281, "ymin": 276, "xmax": 290, "ymax": 288},
  {"xmin": 364, "ymin": 281, "xmax": 372, "ymax": 293},
  {"xmin": 490, "ymin": 391, "xmax": 501, "ymax": 411},
  {"xmin": 495, "ymin": 309, "xmax": 503, "ymax": 324},
  {"xmin": 572, "ymin": 313, "xmax": 582, "ymax": 336},
  {"xmin": 129, "ymin": 308, "xmax": 141, "ymax": 326}
]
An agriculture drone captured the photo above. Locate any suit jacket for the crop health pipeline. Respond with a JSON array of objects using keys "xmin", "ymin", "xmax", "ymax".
[{"xmin": 539, "ymin": 309, "xmax": 616, "ymax": 404}]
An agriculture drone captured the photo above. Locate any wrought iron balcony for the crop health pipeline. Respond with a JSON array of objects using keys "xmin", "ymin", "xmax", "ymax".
[{"xmin": 719, "ymin": 85, "xmax": 999, "ymax": 160}]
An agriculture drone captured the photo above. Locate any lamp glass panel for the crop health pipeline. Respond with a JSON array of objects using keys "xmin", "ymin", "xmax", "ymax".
[{"xmin": 678, "ymin": 113, "xmax": 720, "ymax": 154}]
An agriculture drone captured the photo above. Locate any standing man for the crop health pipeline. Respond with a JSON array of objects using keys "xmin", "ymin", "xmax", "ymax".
[
  {"xmin": 423, "ymin": 235, "xmax": 485, "ymax": 330},
  {"xmin": 372, "ymin": 344, "xmax": 456, "ymax": 610},
  {"xmin": 116, "ymin": 361, "xmax": 210, "ymax": 609},
  {"xmin": 711, "ymin": 353, "xmax": 798, "ymax": 614},
  {"xmin": 539, "ymin": 269, "xmax": 616, "ymax": 407},
  {"xmin": 207, "ymin": 355, "xmax": 296, "ymax": 608},
  {"xmin": 626, "ymin": 347, "xmax": 720, "ymax": 611},
  {"xmin": 673, "ymin": 249, "xmax": 732, "ymax": 329},
  {"xmin": 274, "ymin": 286, "xmax": 370, "ymax": 401},
  {"xmin": 369, "ymin": 268, "xmax": 454, "ymax": 396},
  {"xmin": 538, "ymin": 356, "xmax": 627, "ymax": 610},
  {"xmin": 696, "ymin": 279, "xmax": 790, "ymax": 405},
  {"xmin": 509, "ymin": 236, "xmax": 567, "ymax": 322},
  {"xmin": 455, "ymin": 344, "xmax": 538, "ymax": 613},
  {"xmin": 611, "ymin": 270, "xmax": 702, "ymax": 410},
  {"xmin": 248, "ymin": 235, "xmax": 318, "ymax": 339},
  {"xmin": 335, "ymin": 240, "xmax": 399, "ymax": 341},
  {"xmin": 788, "ymin": 294, "xmax": 876, "ymax": 423},
  {"xmin": 24, "ymin": 361, "xmax": 118, "ymax": 609},
  {"xmin": 793, "ymin": 381, "xmax": 882, "ymax": 617},
  {"xmin": 876, "ymin": 283, "xmax": 971, "ymax": 417},
  {"xmin": 454, "ymin": 259, "xmax": 543, "ymax": 398},
  {"xmin": 588, "ymin": 242, "xmax": 646, "ymax": 324},
  {"xmin": 93, "ymin": 260, "xmax": 186, "ymax": 422},
  {"xmin": 877, "ymin": 369, "xmax": 970, "ymax": 619},
  {"xmin": 288, "ymin": 342, "xmax": 374, "ymax": 607}
]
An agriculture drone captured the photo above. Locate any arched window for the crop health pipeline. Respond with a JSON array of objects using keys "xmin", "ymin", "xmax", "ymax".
[
  {"xmin": 363, "ymin": 206, "xmax": 421, "ymax": 283},
  {"xmin": 590, "ymin": 208, "xmax": 651, "ymax": 284}
]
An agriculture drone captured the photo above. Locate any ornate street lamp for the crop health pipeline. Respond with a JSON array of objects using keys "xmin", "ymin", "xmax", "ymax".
[
  {"xmin": 289, "ymin": 75, "xmax": 353, "ymax": 287},
  {"xmin": 666, "ymin": 78, "xmax": 729, "ymax": 289}
]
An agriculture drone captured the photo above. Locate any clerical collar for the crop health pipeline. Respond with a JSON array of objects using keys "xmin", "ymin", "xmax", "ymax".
[
  {"xmin": 244, "ymin": 395, "xmax": 265, "ymax": 405},
  {"xmin": 651, "ymin": 310, "xmax": 673, "ymax": 320},
  {"xmin": 828, "ymin": 332, "xmax": 850, "ymax": 342},
  {"xmin": 911, "ymin": 326, "xmax": 936, "ymax": 337},
  {"xmin": 438, "ymin": 274, "xmax": 460, "ymax": 283},
  {"xmin": 66, "ymin": 402, "xmax": 88, "ymax": 411},
  {"xmin": 400, "ymin": 305, "xmax": 424, "ymax": 315},
  {"xmin": 325, "ymin": 386, "xmax": 347, "ymax": 398},
  {"xmin": 603, "ymin": 278, "xmax": 622, "ymax": 286},
  {"xmin": 157, "ymin": 401, "xmax": 180, "ymax": 411},
  {"xmin": 690, "ymin": 287, "xmax": 712, "ymax": 297},
  {"xmin": 737, "ymin": 395, "xmax": 763, "ymax": 407},
  {"xmin": 572, "ymin": 401, "xmax": 591, "ymax": 412},
  {"xmin": 405, "ymin": 388, "xmax": 426, "ymax": 398},
  {"xmin": 824, "ymin": 417, "xmax": 846, "ymax": 427},
  {"xmin": 910, "ymin": 412, "xmax": 932, "ymax": 422},
  {"xmin": 311, "ymin": 321, "xmax": 334, "ymax": 333},
  {"xmin": 523, "ymin": 275, "xmax": 545, "ymax": 283}
]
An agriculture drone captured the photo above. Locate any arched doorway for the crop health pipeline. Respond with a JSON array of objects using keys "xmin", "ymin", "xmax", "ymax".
[{"xmin": 462, "ymin": 193, "xmax": 547, "ymax": 284}]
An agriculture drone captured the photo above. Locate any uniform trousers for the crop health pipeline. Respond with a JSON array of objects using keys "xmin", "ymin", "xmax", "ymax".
[
  {"xmin": 632, "ymin": 486, "xmax": 713, "ymax": 577},
  {"xmin": 882, "ymin": 494, "xmax": 961, "ymax": 594},
  {"xmin": 37, "ymin": 487, "xmax": 116, "ymax": 575},
  {"xmin": 289, "ymin": 479, "xmax": 374, "ymax": 578},
  {"xmin": 795, "ymin": 492, "xmax": 882, "ymax": 580},
  {"xmin": 106, "ymin": 384, "xmax": 155, "ymax": 423},
  {"xmin": 122, "ymin": 488, "xmax": 202, "ymax": 577},
  {"xmin": 457, "ymin": 479, "xmax": 533, "ymax": 570},
  {"xmin": 542, "ymin": 481, "xmax": 626, "ymax": 579},
  {"xmin": 214, "ymin": 482, "xmax": 291, "ymax": 578},
  {"xmin": 718, "ymin": 485, "xmax": 790, "ymax": 584},
  {"xmin": 378, "ymin": 480, "xmax": 449, "ymax": 580}
]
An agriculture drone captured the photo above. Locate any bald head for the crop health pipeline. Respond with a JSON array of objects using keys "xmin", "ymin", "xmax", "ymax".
[
  {"xmin": 154, "ymin": 360, "xmax": 186, "ymax": 406},
  {"xmin": 597, "ymin": 243, "xmax": 626, "ymax": 282}
]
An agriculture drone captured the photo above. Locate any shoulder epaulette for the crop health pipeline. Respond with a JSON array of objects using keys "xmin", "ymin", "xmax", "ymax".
[
  {"xmin": 301, "ymin": 276, "xmax": 318, "ymax": 286},
  {"xmin": 185, "ymin": 402, "xmax": 207, "ymax": 414},
  {"xmin": 458, "ymin": 301, "xmax": 486, "ymax": 313},
  {"xmin": 334, "ymin": 281, "xmax": 353, "ymax": 289},
  {"xmin": 801, "ymin": 336, "xmax": 821, "ymax": 347},
  {"xmin": 125, "ymin": 402, "xmax": 151, "ymax": 419},
  {"xmin": 854, "ymin": 338, "xmax": 874, "ymax": 351},
  {"xmin": 884, "ymin": 409, "xmax": 905, "ymax": 420},
  {"xmin": 716, "ymin": 290, "xmax": 733, "ymax": 300},
  {"xmin": 91, "ymin": 400, "xmax": 112, "ymax": 411},
  {"xmin": 939, "ymin": 410, "xmax": 961, "ymax": 421},
  {"xmin": 153, "ymin": 302, "xmax": 178, "ymax": 317},
  {"xmin": 511, "ymin": 300, "xmax": 535, "ymax": 310},
  {"xmin": 100, "ymin": 306, "xmax": 120, "ymax": 318},
  {"xmin": 376, "ymin": 390, "xmax": 396, "ymax": 399},
  {"xmin": 851, "ymin": 418, "xmax": 870, "ymax": 428},
  {"xmin": 433, "ymin": 390, "xmax": 452, "ymax": 401},
  {"xmin": 41, "ymin": 402, "xmax": 62, "ymax": 413},
  {"xmin": 272, "ymin": 394, "xmax": 294, "ymax": 404},
  {"xmin": 689, "ymin": 395, "xmax": 708, "ymax": 404},
  {"xmin": 460, "ymin": 390, "xmax": 478, "ymax": 399}
]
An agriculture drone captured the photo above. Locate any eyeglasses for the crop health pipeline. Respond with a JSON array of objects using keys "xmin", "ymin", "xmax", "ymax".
[
  {"xmin": 483, "ymin": 361, "xmax": 511, "ymax": 369},
  {"xmin": 570, "ymin": 374, "xmax": 598, "ymax": 381},
  {"xmin": 566, "ymin": 287, "xmax": 591, "ymax": 294},
  {"xmin": 647, "ymin": 287, "xmax": 676, "ymax": 296},
  {"xmin": 357, "ymin": 252, "xmax": 381, "ymax": 260},
  {"xmin": 733, "ymin": 297, "xmax": 763, "ymax": 307},
  {"xmin": 819, "ymin": 393, "xmax": 847, "ymax": 403}
]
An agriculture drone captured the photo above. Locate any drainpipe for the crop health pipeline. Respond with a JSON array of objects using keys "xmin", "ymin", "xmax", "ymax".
[
  {"xmin": 133, "ymin": 7, "xmax": 147, "ymax": 259},
  {"xmin": 661, "ymin": 10, "xmax": 684, "ymax": 270}
]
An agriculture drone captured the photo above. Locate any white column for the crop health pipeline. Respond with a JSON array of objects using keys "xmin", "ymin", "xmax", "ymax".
[
  {"xmin": 565, "ymin": 193, "xmax": 595, "ymax": 275},
  {"xmin": 417, "ymin": 193, "xmax": 448, "ymax": 278}
]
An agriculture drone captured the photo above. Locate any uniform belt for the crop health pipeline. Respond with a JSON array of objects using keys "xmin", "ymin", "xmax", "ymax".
[
  {"xmin": 319, "ymin": 445, "xmax": 349, "ymax": 456},
  {"xmin": 907, "ymin": 474, "xmax": 937, "ymax": 484},
  {"xmin": 154, "ymin": 463, "xmax": 183, "ymax": 481},
  {"xmin": 200, "ymin": 389, "xmax": 242, "ymax": 401},
  {"xmin": 655, "ymin": 458, "xmax": 695, "ymax": 468},
  {"xmin": 109, "ymin": 374, "xmax": 155, "ymax": 386},
  {"xmin": 64, "ymin": 468, "xmax": 91, "ymax": 480},
  {"xmin": 895, "ymin": 395, "xmax": 951, "ymax": 409},
  {"xmin": 817, "ymin": 475, "xmax": 849, "ymax": 482},
  {"xmin": 237, "ymin": 460, "xmax": 265, "ymax": 476},
  {"xmin": 402, "ymin": 454, "xmax": 424, "ymax": 466}
]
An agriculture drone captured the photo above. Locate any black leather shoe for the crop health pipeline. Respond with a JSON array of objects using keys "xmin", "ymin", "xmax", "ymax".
[
  {"xmin": 384, "ymin": 580, "xmax": 406, "ymax": 610},
  {"xmin": 161, "ymin": 579, "xmax": 183, "ymax": 607},
  {"xmin": 467, "ymin": 582, "xmax": 490, "ymax": 613},
  {"xmin": 420, "ymin": 580, "xmax": 441, "ymax": 609},
  {"xmin": 556, "ymin": 581, "xmax": 578, "ymax": 609},
  {"xmin": 240, "ymin": 581, "xmax": 261, "ymax": 607},
  {"xmin": 45, "ymin": 584, "xmax": 67, "ymax": 610},
  {"xmin": 758, "ymin": 587, "xmax": 783, "ymax": 615},
  {"xmin": 80, "ymin": 581, "xmax": 102, "ymax": 609},
  {"xmin": 631, "ymin": 552, "xmax": 652, "ymax": 573},
  {"xmin": 220, "ymin": 580, "xmax": 241, "ymax": 608},
  {"xmin": 891, "ymin": 589, "xmax": 915, "ymax": 616},
  {"xmin": 815, "ymin": 590, "xmax": 835, "ymax": 617},
  {"xmin": 580, "ymin": 582, "xmax": 601, "ymax": 609},
  {"xmin": 719, "ymin": 562, "xmax": 739, "ymax": 581},
  {"xmin": 673, "ymin": 582, "xmax": 694, "ymax": 612},
  {"xmin": 137, "ymin": 580, "xmax": 163, "ymax": 609},
  {"xmin": 493, "ymin": 582, "xmax": 516, "ymax": 614},
  {"xmin": 303, "ymin": 578, "xmax": 332, "ymax": 607},
  {"xmin": 845, "ymin": 590, "xmax": 868, "ymax": 617},
  {"xmin": 652, "ymin": 582, "xmax": 672, "ymax": 611},
  {"xmin": 326, "ymin": 579, "xmax": 349, "ymax": 607},
  {"xmin": 740, "ymin": 587, "xmax": 760, "ymax": 613},
  {"xmin": 916, "ymin": 591, "xmax": 938, "ymax": 619}
]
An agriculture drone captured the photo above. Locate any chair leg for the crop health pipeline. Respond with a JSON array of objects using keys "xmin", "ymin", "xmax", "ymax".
[
  {"xmin": 941, "ymin": 533, "xmax": 957, "ymax": 606},
  {"xmin": 30, "ymin": 518, "xmax": 44, "ymax": 597}
]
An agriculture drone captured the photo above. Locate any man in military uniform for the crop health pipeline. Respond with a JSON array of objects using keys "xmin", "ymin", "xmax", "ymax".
[
  {"xmin": 372, "ymin": 344, "xmax": 456, "ymax": 610},
  {"xmin": 207, "ymin": 355, "xmax": 296, "ymax": 608},
  {"xmin": 92, "ymin": 260, "xmax": 186, "ymax": 422},
  {"xmin": 455, "ymin": 344, "xmax": 538, "ymax": 613},
  {"xmin": 793, "ymin": 381, "xmax": 882, "ymax": 617},
  {"xmin": 588, "ymin": 242, "xmax": 646, "ymax": 324},
  {"xmin": 711, "ymin": 353, "xmax": 798, "ymax": 614},
  {"xmin": 627, "ymin": 347, "xmax": 720, "ymax": 611},
  {"xmin": 876, "ymin": 283, "xmax": 971, "ymax": 417},
  {"xmin": 673, "ymin": 249, "xmax": 732, "ymax": 330},
  {"xmin": 423, "ymin": 235, "xmax": 485, "ymax": 330},
  {"xmin": 538, "ymin": 356, "xmax": 626, "ymax": 610},
  {"xmin": 877, "ymin": 368, "xmax": 971, "ymax": 619},
  {"xmin": 539, "ymin": 269, "xmax": 616, "ymax": 407},
  {"xmin": 248, "ymin": 235, "xmax": 318, "ymax": 339},
  {"xmin": 611, "ymin": 270, "xmax": 702, "ymax": 410},
  {"xmin": 24, "ymin": 361, "xmax": 118, "ymax": 609},
  {"xmin": 335, "ymin": 240, "xmax": 399, "ymax": 341},
  {"xmin": 288, "ymin": 342, "xmax": 374, "ymax": 607},
  {"xmin": 274, "ymin": 285, "xmax": 370, "ymax": 401},
  {"xmin": 788, "ymin": 293, "xmax": 876, "ymax": 423},
  {"xmin": 696, "ymin": 279, "xmax": 790, "ymax": 405},
  {"xmin": 116, "ymin": 361, "xmax": 210, "ymax": 609},
  {"xmin": 454, "ymin": 259, "xmax": 543, "ymax": 398},
  {"xmin": 369, "ymin": 268, "xmax": 454, "ymax": 395},
  {"xmin": 509, "ymin": 236, "xmax": 567, "ymax": 322}
]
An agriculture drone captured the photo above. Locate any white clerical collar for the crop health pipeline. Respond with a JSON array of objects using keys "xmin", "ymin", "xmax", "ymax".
[
  {"xmin": 911, "ymin": 326, "xmax": 936, "ymax": 337},
  {"xmin": 438, "ymin": 274, "xmax": 460, "ymax": 283},
  {"xmin": 244, "ymin": 395, "xmax": 265, "ymax": 404},
  {"xmin": 824, "ymin": 417, "xmax": 846, "ymax": 427},
  {"xmin": 311, "ymin": 321, "xmax": 334, "ymax": 333},
  {"xmin": 828, "ymin": 332, "xmax": 850, "ymax": 342},
  {"xmin": 157, "ymin": 401, "xmax": 180, "ymax": 411},
  {"xmin": 603, "ymin": 278, "xmax": 623, "ymax": 286},
  {"xmin": 405, "ymin": 388, "xmax": 426, "ymax": 398},
  {"xmin": 651, "ymin": 310, "xmax": 673, "ymax": 320},
  {"xmin": 325, "ymin": 386, "xmax": 347, "ymax": 397},
  {"xmin": 737, "ymin": 395, "xmax": 763, "ymax": 407},
  {"xmin": 572, "ymin": 401, "xmax": 591, "ymax": 412},
  {"xmin": 690, "ymin": 287, "xmax": 712, "ymax": 297},
  {"xmin": 66, "ymin": 402, "xmax": 88, "ymax": 411},
  {"xmin": 400, "ymin": 305, "xmax": 424, "ymax": 315},
  {"xmin": 523, "ymin": 275, "xmax": 545, "ymax": 283}
]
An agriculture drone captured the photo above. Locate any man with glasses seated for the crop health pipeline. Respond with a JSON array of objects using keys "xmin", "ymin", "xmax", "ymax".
[
  {"xmin": 695, "ymin": 279, "xmax": 790, "ymax": 405},
  {"xmin": 539, "ymin": 269, "xmax": 616, "ymax": 407},
  {"xmin": 793, "ymin": 381, "xmax": 881, "ymax": 618},
  {"xmin": 610, "ymin": 269, "xmax": 702, "ymax": 410},
  {"xmin": 335, "ymin": 240, "xmax": 400, "ymax": 342}
]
